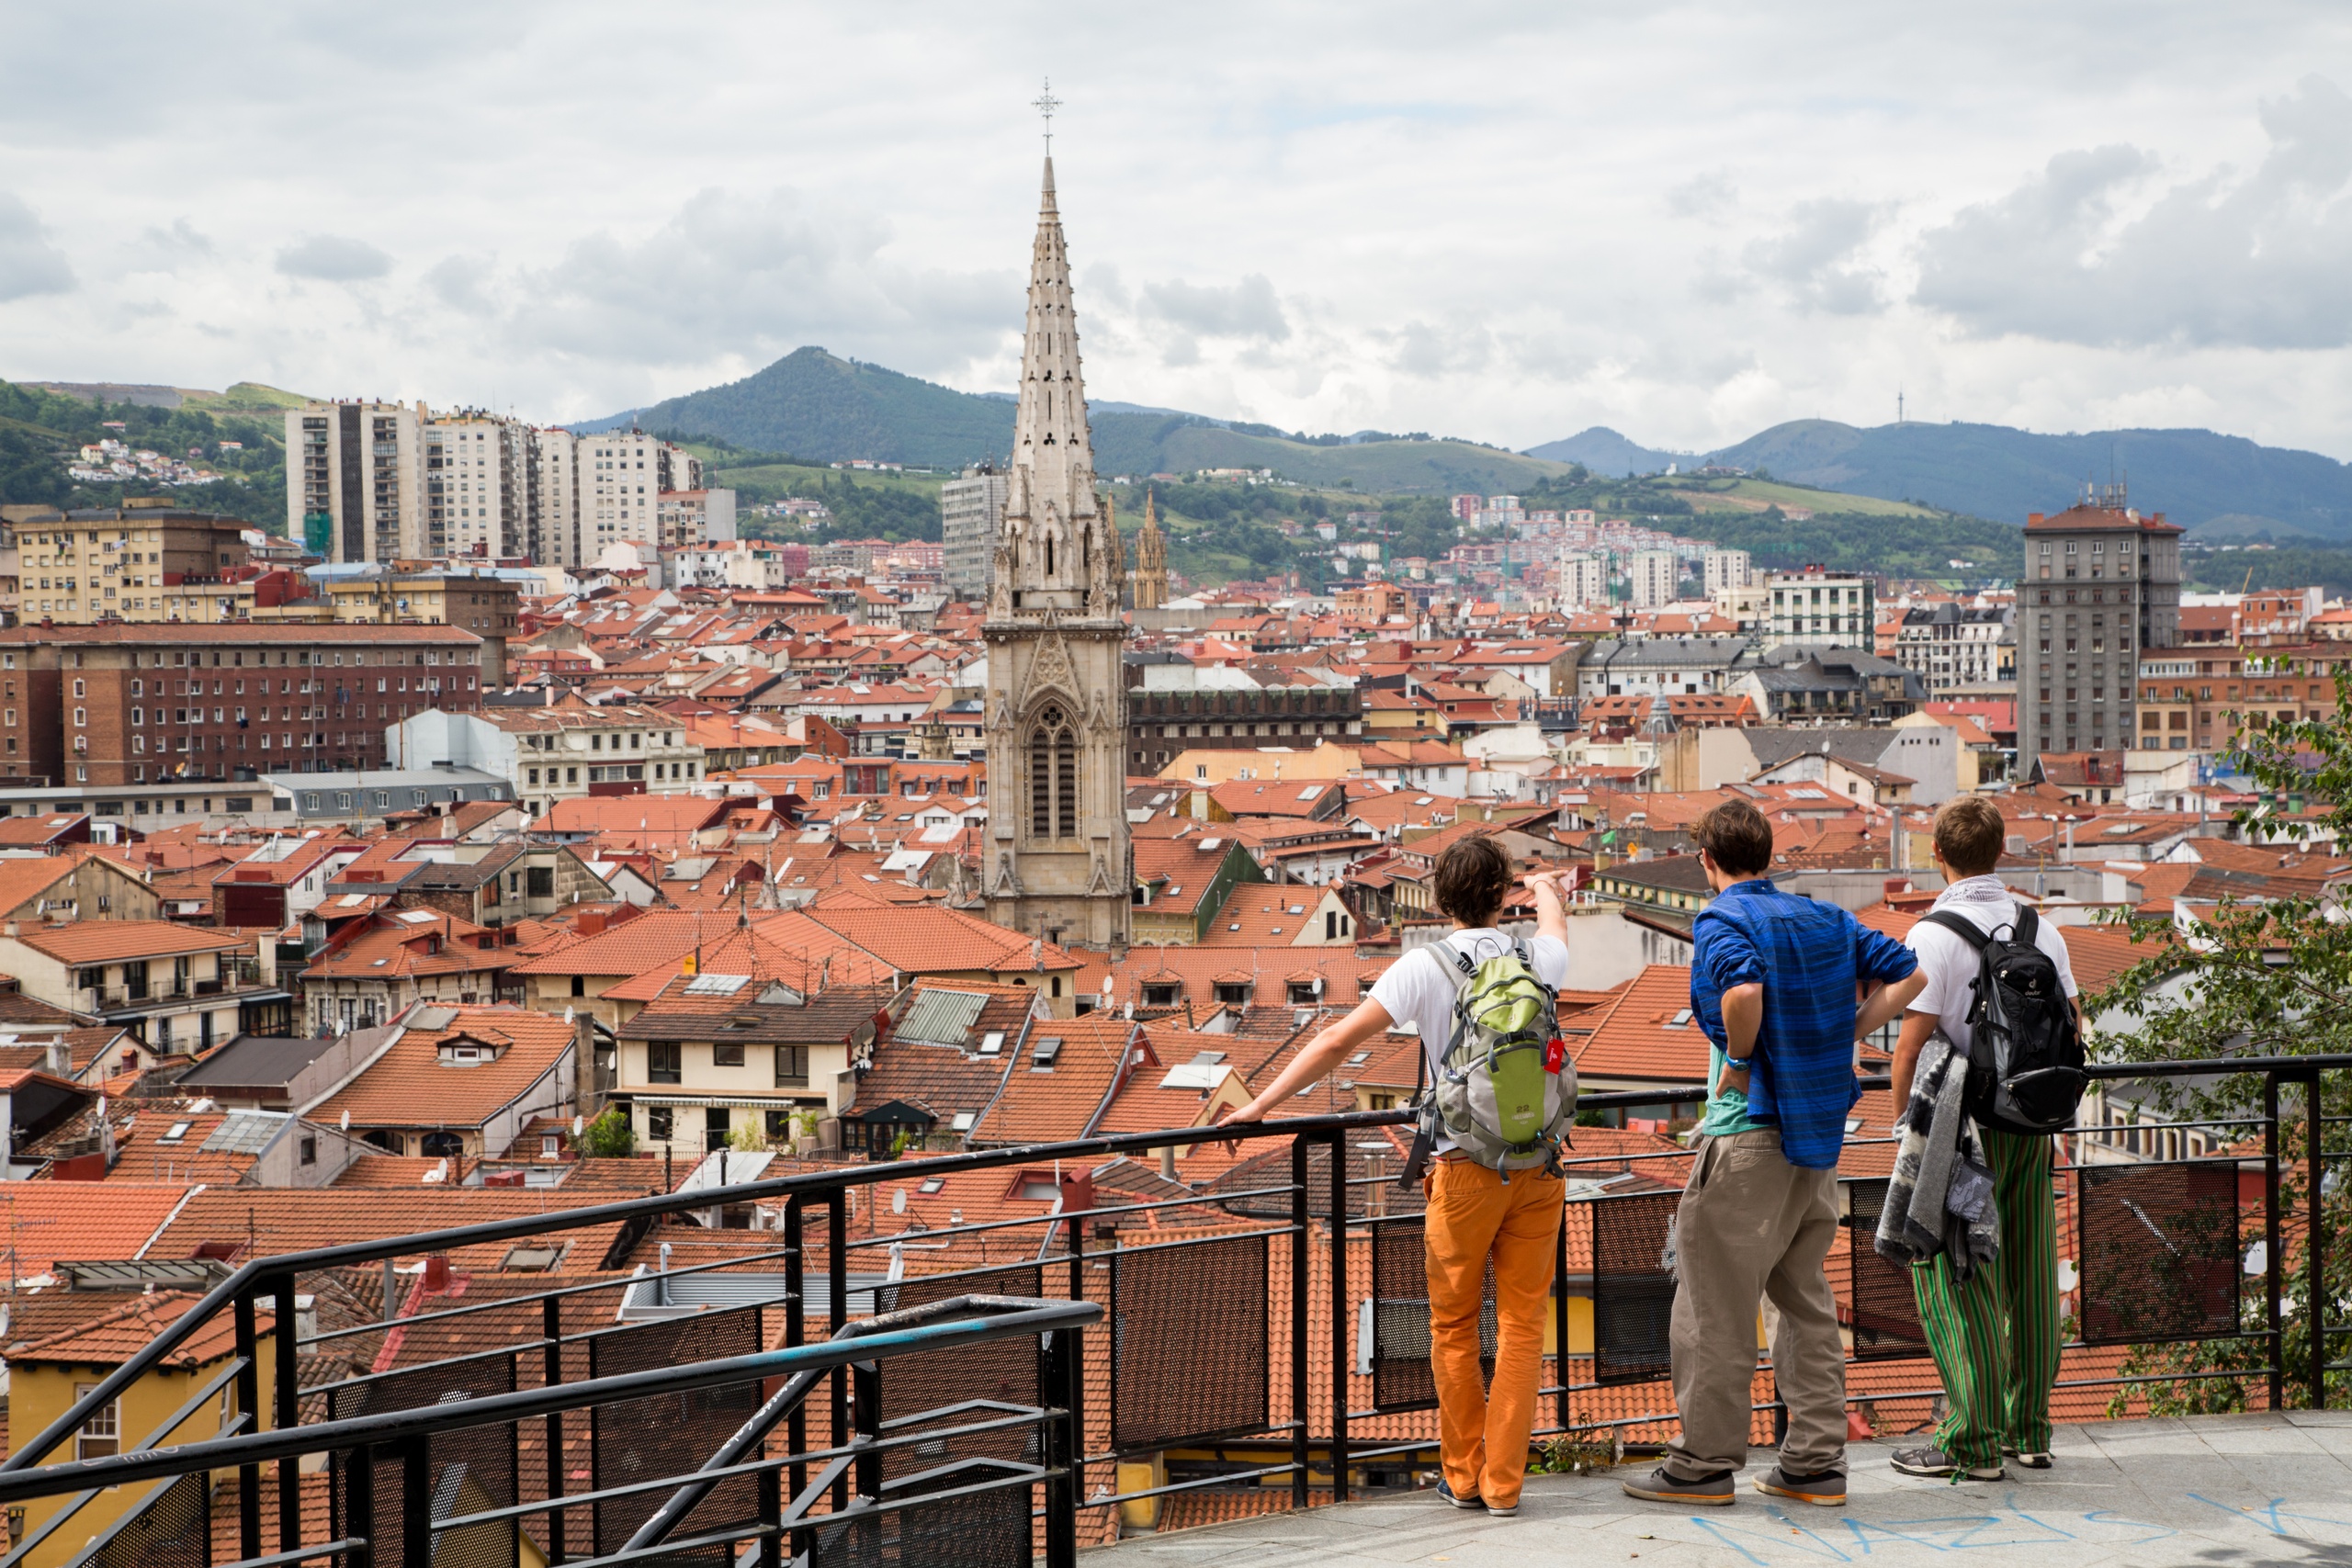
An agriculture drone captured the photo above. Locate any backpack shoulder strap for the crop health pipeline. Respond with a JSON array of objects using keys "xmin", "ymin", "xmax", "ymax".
[
  {"xmin": 2011, "ymin": 902, "xmax": 2041, "ymax": 945},
  {"xmin": 1920, "ymin": 909, "xmax": 1991, "ymax": 950}
]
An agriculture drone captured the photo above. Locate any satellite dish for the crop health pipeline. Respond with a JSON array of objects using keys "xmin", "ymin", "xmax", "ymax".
[
  {"xmin": 340, "ymin": 1110, "xmax": 351, "ymax": 1132},
  {"xmin": 892, "ymin": 1188, "xmax": 907, "ymax": 1215}
]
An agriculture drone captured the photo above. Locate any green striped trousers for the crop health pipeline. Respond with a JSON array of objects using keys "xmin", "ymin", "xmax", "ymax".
[{"xmin": 1908, "ymin": 1126, "xmax": 2062, "ymax": 1468}]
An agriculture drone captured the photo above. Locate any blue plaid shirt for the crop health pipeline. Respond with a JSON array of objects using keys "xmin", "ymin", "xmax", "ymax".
[{"xmin": 1689, "ymin": 878, "xmax": 1917, "ymax": 1169}]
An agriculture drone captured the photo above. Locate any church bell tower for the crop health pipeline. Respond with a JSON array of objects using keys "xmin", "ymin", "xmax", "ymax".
[{"xmin": 982, "ymin": 126, "xmax": 1131, "ymax": 954}]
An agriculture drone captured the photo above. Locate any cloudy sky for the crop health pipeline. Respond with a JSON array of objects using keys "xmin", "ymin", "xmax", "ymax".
[{"xmin": 6, "ymin": 3, "xmax": 2352, "ymax": 457}]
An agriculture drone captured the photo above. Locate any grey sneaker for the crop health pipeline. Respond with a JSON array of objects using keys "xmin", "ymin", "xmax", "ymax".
[
  {"xmin": 1754, "ymin": 1466, "xmax": 1846, "ymax": 1506},
  {"xmin": 1622, "ymin": 1466, "xmax": 1735, "ymax": 1506},
  {"xmin": 1892, "ymin": 1446, "xmax": 2004, "ymax": 1481},
  {"xmin": 1485, "ymin": 1497, "xmax": 1520, "ymax": 1518}
]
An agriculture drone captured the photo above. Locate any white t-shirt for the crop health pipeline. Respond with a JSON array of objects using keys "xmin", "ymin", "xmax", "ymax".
[
  {"xmin": 1905, "ymin": 889, "xmax": 2078, "ymax": 1059},
  {"xmin": 1369, "ymin": 928, "xmax": 1570, "ymax": 1150}
]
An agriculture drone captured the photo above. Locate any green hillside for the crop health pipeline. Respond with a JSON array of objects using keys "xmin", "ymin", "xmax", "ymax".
[
  {"xmin": 595, "ymin": 346, "xmax": 1572, "ymax": 494},
  {"xmin": 0, "ymin": 378, "xmax": 287, "ymax": 529}
]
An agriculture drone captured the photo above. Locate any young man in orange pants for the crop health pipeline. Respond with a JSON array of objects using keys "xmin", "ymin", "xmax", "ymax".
[{"xmin": 1229, "ymin": 837, "xmax": 1571, "ymax": 1517}]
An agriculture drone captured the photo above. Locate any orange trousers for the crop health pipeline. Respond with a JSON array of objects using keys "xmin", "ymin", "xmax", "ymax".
[{"xmin": 1422, "ymin": 1159, "xmax": 1565, "ymax": 1508}]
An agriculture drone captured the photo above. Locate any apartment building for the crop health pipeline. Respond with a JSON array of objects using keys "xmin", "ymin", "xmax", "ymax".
[
  {"xmin": 387, "ymin": 698, "xmax": 709, "ymax": 815},
  {"xmin": 1555, "ymin": 552, "xmax": 1610, "ymax": 611},
  {"xmin": 1626, "ymin": 548, "xmax": 1679, "ymax": 608},
  {"xmin": 940, "ymin": 464, "xmax": 1011, "ymax": 598},
  {"xmin": 0, "ymin": 920, "xmax": 283, "ymax": 1055},
  {"xmin": 574, "ymin": 430, "xmax": 701, "ymax": 554},
  {"xmin": 286, "ymin": 401, "xmax": 426, "ymax": 563},
  {"xmin": 3, "ymin": 504, "xmax": 253, "ymax": 624},
  {"xmin": 424, "ymin": 411, "xmax": 537, "ymax": 561},
  {"xmin": 0, "ymin": 623, "xmax": 487, "ymax": 789},
  {"xmin": 1702, "ymin": 548, "xmax": 1752, "ymax": 595},
  {"xmin": 537, "ymin": 426, "xmax": 582, "ymax": 570},
  {"xmin": 313, "ymin": 568, "xmax": 522, "ymax": 683},
  {"xmin": 2018, "ymin": 488, "xmax": 2183, "ymax": 769},
  {"xmin": 1765, "ymin": 567, "xmax": 1875, "ymax": 649},
  {"xmin": 1894, "ymin": 603, "xmax": 2011, "ymax": 695},
  {"xmin": 655, "ymin": 490, "xmax": 736, "ymax": 548}
]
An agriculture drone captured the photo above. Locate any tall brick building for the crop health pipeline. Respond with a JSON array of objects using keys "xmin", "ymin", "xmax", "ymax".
[{"xmin": 0, "ymin": 624, "xmax": 485, "ymax": 790}]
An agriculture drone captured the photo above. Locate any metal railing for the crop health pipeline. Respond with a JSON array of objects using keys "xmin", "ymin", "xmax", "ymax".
[{"xmin": 0, "ymin": 1054, "xmax": 2339, "ymax": 1568}]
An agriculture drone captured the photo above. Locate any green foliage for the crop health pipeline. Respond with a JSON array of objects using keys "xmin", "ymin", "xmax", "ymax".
[
  {"xmin": 0, "ymin": 378, "xmax": 287, "ymax": 530},
  {"xmin": 1687, "ymin": 507, "xmax": 2020, "ymax": 580},
  {"xmin": 579, "ymin": 1108, "xmax": 637, "ymax": 1158},
  {"xmin": 728, "ymin": 1120, "xmax": 767, "ymax": 1153}
]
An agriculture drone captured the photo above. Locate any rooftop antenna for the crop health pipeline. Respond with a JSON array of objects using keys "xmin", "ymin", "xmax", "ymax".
[
  {"xmin": 1896, "ymin": 387, "xmax": 1905, "ymax": 424},
  {"xmin": 1033, "ymin": 78, "xmax": 1063, "ymax": 155}
]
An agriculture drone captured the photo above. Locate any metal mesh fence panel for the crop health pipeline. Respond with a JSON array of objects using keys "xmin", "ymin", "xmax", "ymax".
[
  {"xmin": 1368, "ymin": 1215, "xmax": 1496, "ymax": 1413},
  {"xmin": 330, "ymin": 1354, "xmax": 519, "ymax": 1568},
  {"xmin": 588, "ymin": 1306, "xmax": 765, "ymax": 1564},
  {"xmin": 1590, "ymin": 1191, "xmax": 1679, "ymax": 1386},
  {"xmin": 2078, "ymin": 1161, "xmax": 2242, "ymax": 1346},
  {"xmin": 86, "ymin": 1472, "xmax": 209, "ymax": 1568},
  {"xmin": 1842, "ymin": 1179, "xmax": 1930, "ymax": 1362},
  {"xmin": 872, "ymin": 1265, "xmax": 1044, "ymax": 1485},
  {"xmin": 1110, "ymin": 1234, "xmax": 1270, "ymax": 1451},
  {"xmin": 809, "ymin": 1459, "xmax": 1034, "ymax": 1568}
]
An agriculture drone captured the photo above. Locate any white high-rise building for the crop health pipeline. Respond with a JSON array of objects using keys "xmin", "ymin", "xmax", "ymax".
[
  {"xmin": 1702, "ymin": 548, "xmax": 1752, "ymax": 595},
  {"xmin": 424, "ymin": 411, "xmax": 537, "ymax": 562},
  {"xmin": 1627, "ymin": 548, "xmax": 1679, "ymax": 608},
  {"xmin": 1555, "ymin": 552, "xmax": 1610, "ymax": 611},
  {"xmin": 575, "ymin": 430, "xmax": 703, "ymax": 552},
  {"xmin": 537, "ymin": 428, "xmax": 582, "ymax": 570},
  {"xmin": 941, "ymin": 463, "xmax": 1011, "ymax": 599},
  {"xmin": 1766, "ymin": 568, "xmax": 1875, "ymax": 649}
]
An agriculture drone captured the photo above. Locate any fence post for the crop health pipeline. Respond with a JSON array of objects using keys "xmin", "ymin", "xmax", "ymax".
[
  {"xmin": 785, "ymin": 1195, "xmax": 808, "ymax": 1563},
  {"xmin": 346, "ymin": 1440, "xmax": 374, "ymax": 1568},
  {"xmin": 2266, "ymin": 1073, "xmax": 2285, "ymax": 1412},
  {"xmin": 2310, "ymin": 1067, "xmax": 2328, "ymax": 1412},
  {"xmin": 1328, "ymin": 1130, "xmax": 1351, "ymax": 1505},
  {"xmin": 1291, "ymin": 1135, "xmax": 1310, "ymax": 1512},
  {"xmin": 235, "ymin": 1284, "xmax": 262, "ymax": 1563},
  {"xmin": 543, "ymin": 1292, "xmax": 565, "ymax": 1565},
  {"xmin": 275, "ymin": 1272, "xmax": 301, "ymax": 1558},
  {"xmin": 402, "ymin": 1434, "xmax": 432, "ymax": 1568},
  {"xmin": 1043, "ymin": 1316, "xmax": 1081, "ymax": 1568},
  {"xmin": 757, "ymin": 1458, "xmax": 782, "ymax": 1568},
  {"xmin": 1553, "ymin": 1212, "xmax": 1570, "ymax": 1439},
  {"xmin": 851, "ymin": 1357, "xmax": 882, "ymax": 1504},
  {"xmin": 829, "ymin": 1184, "xmax": 849, "ymax": 1514}
]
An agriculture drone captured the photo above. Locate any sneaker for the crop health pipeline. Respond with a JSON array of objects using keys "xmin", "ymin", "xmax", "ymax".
[
  {"xmin": 1437, "ymin": 1479, "xmax": 1481, "ymax": 1509},
  {"xmin": 1485, "ymin": 1498, "xmax": 1521, "ymax": 1518},
  {"xmin": 1754, "ymin": 1466, "xmax": 1846, "ymax": 1506},
  {"xmin": 1891, "ymin": 1446, "xmax": 2004, "ymax": 1481},
  {"xmin": 2003, "ymin": 1446, "xmax": 2053, "ymax": 1470},
  {"xmin": 1622, "ymin": 1466, "xmax": 1735, "ymax": 1506}
]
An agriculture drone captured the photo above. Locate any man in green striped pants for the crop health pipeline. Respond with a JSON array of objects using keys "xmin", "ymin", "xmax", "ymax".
[{"xmin": 1888, "ymin": 800, "xmax": 2079, "ymax": 1481}]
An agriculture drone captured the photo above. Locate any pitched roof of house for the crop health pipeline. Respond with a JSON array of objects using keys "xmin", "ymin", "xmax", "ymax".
[
  {"xmin": 9, "ymin": 1290, "xmax": 265, "ymax": 1368},
  {"xmin": 797, "ymin": 905, "xmax": 1080, "ymax": 977},
  {"xmin": 967, "ymin": 1017, "xmax": 1154, "ymax": 1145},
  {"xmin": 11, "ymin": 921, "xmax": 250, "ymax": 964},
  {"xmin": 309, "ymin": 1007, "xmax": 577, "ymax": 1133},
  {"xmin": 1568, "ymin": 964, "xmax": 1710, "ymax": 1085},
  {"xmin": 0, "ymin": 1182, "xmax": 193, "ymax": 1273}
]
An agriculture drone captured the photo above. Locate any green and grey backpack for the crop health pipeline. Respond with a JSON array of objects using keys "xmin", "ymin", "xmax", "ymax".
[{"xmin": 1402, "ymin": 938, "xmax": 1576, "ymax": 1183}]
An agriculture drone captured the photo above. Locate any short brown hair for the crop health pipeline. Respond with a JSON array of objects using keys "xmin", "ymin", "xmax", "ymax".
[
  {"xmin": 1691, "ymin": 797, "xmax": 1773, "ymax": 876},
  {"xmin": 1933, "ymin": 796, "xmax": 2007, "ymax": 877},
  {"xmin": 1433, "ymin": 834, "xmax": 1512, "ymax": 927}
]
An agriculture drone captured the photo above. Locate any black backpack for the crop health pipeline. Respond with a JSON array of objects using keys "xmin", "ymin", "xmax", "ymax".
[{"xmin": 1920, "ymin": 904, "xmax": 2086, "ymax": 1136}]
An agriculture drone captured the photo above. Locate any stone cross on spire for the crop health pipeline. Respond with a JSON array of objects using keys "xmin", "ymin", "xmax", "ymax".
[{"xmin": 1033, "ymin": 78, "xmax": 1062, "ymax": 154}]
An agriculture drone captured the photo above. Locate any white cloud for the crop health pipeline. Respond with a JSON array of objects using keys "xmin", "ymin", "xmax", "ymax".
[
  {"xmin": 1915, "ymin": 75, "xmax": 2352, "ymax": 350},
  {"xmin": 277, "ymin": 234, "xmax": 392, "ymax": 282},
  {"xmin": 1137, "ymin": 275, "xmax": 1290, "ymax": 342},
  {"xmin": 0, "ymin": 191, "xmax": 73, "ymax": 301},
  {"xmin": 1742, "ymin": 198, "xmax": 1890, "ymax": 316}
]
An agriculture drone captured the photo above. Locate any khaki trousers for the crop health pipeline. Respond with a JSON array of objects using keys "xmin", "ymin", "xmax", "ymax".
[{"xmin": 1662, "ymin": 1128, "xmax": 1848, "ymax": 1480}]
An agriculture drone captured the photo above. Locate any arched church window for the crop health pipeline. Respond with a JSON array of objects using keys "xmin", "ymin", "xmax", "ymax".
[
  {"xmin": 1046, "ymin": 538, "xmax": 1056, "ymax": 577},
  {"xmin": 1030, "ymin": 705, "xmax": 1078, "ymax": 839}
]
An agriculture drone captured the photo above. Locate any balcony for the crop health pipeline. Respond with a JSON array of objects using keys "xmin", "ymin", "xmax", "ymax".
[{"xmin": 0, "ymin": 1052, "xmax": 2340, "ymax": 1568}]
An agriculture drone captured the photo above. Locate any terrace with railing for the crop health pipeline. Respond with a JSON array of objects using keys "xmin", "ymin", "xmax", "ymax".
[{"xmin": 0, "ymin": 1055, "xmax": 2342, "ymax": 1568}]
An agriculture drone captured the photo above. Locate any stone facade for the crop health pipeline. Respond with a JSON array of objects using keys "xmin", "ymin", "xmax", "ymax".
[{"xmin": 981, "ymin": 157, "xmax": 1131, "ymax": 953}]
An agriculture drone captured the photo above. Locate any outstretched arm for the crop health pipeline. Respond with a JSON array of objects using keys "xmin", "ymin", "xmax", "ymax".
[{"xmin": 1227, "ymin": 997, "xmax": 1396, "ymax": 1124}]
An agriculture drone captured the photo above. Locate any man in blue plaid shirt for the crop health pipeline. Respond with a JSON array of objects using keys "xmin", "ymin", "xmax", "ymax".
[{"xmin": 1624, "ymin": 797, "xmax": 1921, "ymax": 1512}]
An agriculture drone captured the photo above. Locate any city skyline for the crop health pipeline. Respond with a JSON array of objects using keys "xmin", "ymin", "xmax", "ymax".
[{"xmin": 2, "ymin": 5, "xmax": 2351, "ymax": 459}]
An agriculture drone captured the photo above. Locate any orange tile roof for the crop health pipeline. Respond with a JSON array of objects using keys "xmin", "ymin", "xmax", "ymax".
[
  {"xmin": 1197, "ymin": 889, "xmax": 1351, "ymax": 947},
  {"xmin": 310, "ymin": 1006, "xmax": 577, "ymax": 1134},
  {"xmin": 597, "ymin": 922, "xmax": 892, "ymax": 1002},
  {"xmin": 11, "ymin": 921, "xmax": 250, "ymax": 964},
  {"xmin": 1569, "ymin": 964, "xmax": 1710, "ymax": 1085},
  {"xmin": 797, "ymin": 904, "xmax": 1080, "ymax": 977},
  {"xmin": 303, "ymin": 909, "xmax": 516, "ymax": 981},
  {"xmin": 506, "ymin": 910, "xmax": 725, "ymax": 976},
  {"xmin": 0, "ymin": 1183, "xmax": 192, "ymax": 1273},
  {"xmin": 144, "ymin": 1187, "xmax": 629, "ymax": 1275},
  {"xmin": 967, "ymin": 1017, "xmax": 1155, "ymax": 1145},
  {"xmin": 10, "ymin": 1291, "xmax": 266, "ymax": 1368}
]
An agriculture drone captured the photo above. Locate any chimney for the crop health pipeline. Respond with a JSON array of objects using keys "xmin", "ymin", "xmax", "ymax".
[
  {"xmin": 423, "ymin": 1255, "xmax": 451, "ymax": 1292},
  {"xmin": 44, "ymin": 1041, "xmax": 69, "ymax": 1076}
]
